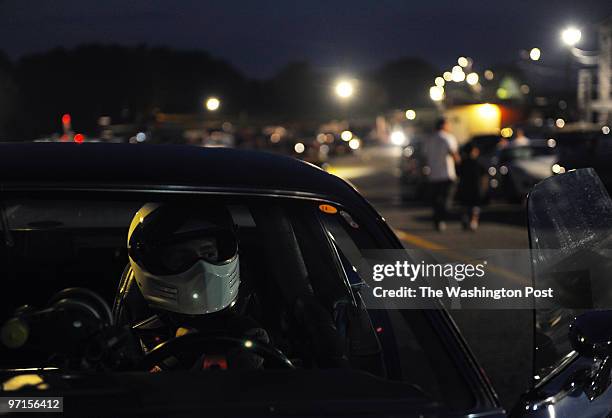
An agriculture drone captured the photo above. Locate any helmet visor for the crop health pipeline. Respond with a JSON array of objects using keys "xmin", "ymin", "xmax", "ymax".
[{"xmin": 131, "ymin": 225, "xmax": 237, "ymax": 275}]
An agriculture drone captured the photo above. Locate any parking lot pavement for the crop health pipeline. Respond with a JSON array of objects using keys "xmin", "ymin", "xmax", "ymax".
[{"xmin": 328, "ymin": 146, "xmax": 532, "ymax": 410}]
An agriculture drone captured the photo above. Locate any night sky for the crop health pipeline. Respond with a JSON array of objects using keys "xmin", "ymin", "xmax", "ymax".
[{"xmin": 2, "ymin": 0, "xmax": 611, "ymax": 78}]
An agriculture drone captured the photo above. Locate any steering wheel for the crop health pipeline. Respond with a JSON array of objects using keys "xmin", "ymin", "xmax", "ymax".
[{"xmin": 139, "ymin": 332, "xmax": 294, "ymax": 371}]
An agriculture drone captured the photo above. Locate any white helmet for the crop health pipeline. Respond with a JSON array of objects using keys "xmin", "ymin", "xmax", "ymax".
[{"xmin": 127, "ymin": 203, "xmax": 240, "ymax": 315}]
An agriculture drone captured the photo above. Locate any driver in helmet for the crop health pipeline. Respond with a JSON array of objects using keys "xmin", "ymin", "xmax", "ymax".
[{"xmin": 120, "ymin": 202, "xmax": 269, "ymax": 371}]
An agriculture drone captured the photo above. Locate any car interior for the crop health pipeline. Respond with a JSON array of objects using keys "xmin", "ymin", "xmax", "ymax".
[{"xmin": 0, "ymin": 190, "xmax": 473, "ymax": 410}]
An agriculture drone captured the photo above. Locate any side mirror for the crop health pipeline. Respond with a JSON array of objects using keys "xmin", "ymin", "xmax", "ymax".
[{"xmin": 569, "ymin": 310, "xmax": 612, "ymax": 358}]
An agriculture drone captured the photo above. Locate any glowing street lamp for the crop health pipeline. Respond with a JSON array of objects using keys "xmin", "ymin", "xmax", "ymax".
[
  {"xmin": 451, "ymin": 66, "xmax": 465, "ymax": 82},
  {"xmin": 390, "ymin": 130, "xmax": 406, "ymax": 146},
  {"xmin": 529, "ymin": 47, "xmax": 541, "ymax": 61},
  {"xmin": 466, "ymin": 72, "xmax": 479, "ymax": 86},
  {"xmin": 335, "ymin": 80, "xmax": 354, "ymax": 99},
  {"xmin": 340, "ymin": 130, "xmax": 353, "ymax": 141},
  {"xmin": 561, "ymin": 27, "xmax": 582, "ymax": 47},
  {"xmin": 405, "ymin": 109, "xmax": 416, "ymax": 120},
  {"xmin": 205, "ymin": 97, "xmax": 221, "ymax": 111},
  {"xmin": 429, "ymin": 86, "xmax": 444, "ymax": 102}
]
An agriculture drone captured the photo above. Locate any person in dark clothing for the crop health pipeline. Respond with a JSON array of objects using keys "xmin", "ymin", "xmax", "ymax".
[
  {"xmin": 422, "ymin": 118, "xmax": 460, "ymax": 231},
  {"xmin": 457, "ymin": 143, "xmax": 487, "ymax": 231}
]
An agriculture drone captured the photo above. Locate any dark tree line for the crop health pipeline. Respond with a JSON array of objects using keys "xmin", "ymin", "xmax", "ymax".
[{"xmin": 0, "ymin": 44, "xmax": 438, "ymax": 139}]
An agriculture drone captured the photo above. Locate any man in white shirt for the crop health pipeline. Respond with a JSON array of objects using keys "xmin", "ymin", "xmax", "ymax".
[{"xmin": 422, "ymin": 118, "xmax": 460, "ymax": 231}]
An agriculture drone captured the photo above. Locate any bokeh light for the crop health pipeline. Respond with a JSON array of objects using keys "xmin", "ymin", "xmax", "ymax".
[
  {"xmin": 500, "ymin": 127, "xmax": 513, "ymax": 138},
  {"xmin": 477, "ymin": 103, "xmax": 500, "ymax": 120},
  {"xmin": 561, "ymin": 27, "xmax": 582, "ymax": 46},
  {"xmin": 429, "ymin": 86, "xmax": 444, "ymax": 101},
  {"xmin": 205, "ymin": 97, "xmax": 220, "ymax": 111},
  {"xmin": 294, "ymin": 142, "xmax": 305, "ymax": 153},
  {"xmin": 451, "ymin": 66, "xmax": 465, "ymax": 82},
  {"xmin": 335, "ymin": 80, "xmax": 354, "ymax": 98},
  {"xmin": 466, "ymin": 72, "xmax": 479, "ymax": 85},
  {"xmin": 348, "ymin": 138, "xmax": 361, "ymax": 150},
  {"xmin": 390, "ymin": 130, "xmax": 406, "ymax": 146},
  {"xmin": 529, "ymin": 47, "xmax": 541, "ymax": 61}
]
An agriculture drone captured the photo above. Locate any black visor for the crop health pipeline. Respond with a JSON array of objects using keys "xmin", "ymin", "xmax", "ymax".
[{"xmin": 129, "ymin": 205, "xmax": 238, "ymax": 275}]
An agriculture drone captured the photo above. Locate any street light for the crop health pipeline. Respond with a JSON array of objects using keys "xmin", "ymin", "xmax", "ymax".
[
  {"xmin": 205, "ymin": 97, "xmax": 220, "ymax": 111},
  {"xmin": 429, "ymin": 86, "xmax": 444, "ymax": 101},
  {"xmin": 335, "ymin": 80, "xmax": 354, "ymax": 99},
  {"xmin": 390, "ymin": 130, "xmax": 407, "ymax": 146},
  {"xmin": 466, "ymin": 72, "xmax": 479, "ymax": 85},
  {"xmin": 405, "ymin": 109, "xmax": 416, "ymax": 120},
  {"xmin": 561, "ymin": 27, "xmax": 582, "ymax": 46},
  {"xmin": 529, "ymin": 47, "xmax": 541, "ymax": 61},
  {"xmin": 451, "ymin": 66, "xmax": 465, "ymax": 82}
]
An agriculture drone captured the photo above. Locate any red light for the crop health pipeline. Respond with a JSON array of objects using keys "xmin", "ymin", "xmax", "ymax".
[
  {"xmin": 61, "ymin": 114, "xmax": 71, "ymax": 125},
  {"xmin": 375, "ymin": 327, "xmax": 384, "ymax": 333},
  {"xmin": 73, "ymin": 133, "xmax": 85, "ymax": 143}
]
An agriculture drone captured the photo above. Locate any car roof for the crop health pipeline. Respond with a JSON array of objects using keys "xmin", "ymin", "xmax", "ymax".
[{"xmin": 0, "ymin": 143, "xmax": 361, "ymax": 203}]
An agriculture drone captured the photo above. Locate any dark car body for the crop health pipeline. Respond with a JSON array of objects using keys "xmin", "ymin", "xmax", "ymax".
[
  {"xmin": 487, "ymin": 140, "xmax": 557, "ymax": 202},
  {"xmin": 553, "ymin": 130, "xmax": 612, "ymax": 192},
  {"xmin": 0, "ymin": 143, "xmax": 503, "ymax": 417},
  {"xmin": 4, "ymin": 144, "xmax": 611, "ymax": 417}
]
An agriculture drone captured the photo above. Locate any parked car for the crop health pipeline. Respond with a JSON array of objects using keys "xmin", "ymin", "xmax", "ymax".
[
  {"xmin": 487, "ymin": 140, "xmax": 558, "ymax": 202},
  {"xmin": 553, "ymin": 129, "xmax": 612, "ymax": 192}
]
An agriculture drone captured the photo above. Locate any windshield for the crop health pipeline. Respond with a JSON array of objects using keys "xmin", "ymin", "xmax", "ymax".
[
  {"xmin": 0, "ymin": 191, "xmax": 472, "ymax": 409},
  {"xmin": 528, "ymin": 168, "xmax": 612, "ymax": 380}
]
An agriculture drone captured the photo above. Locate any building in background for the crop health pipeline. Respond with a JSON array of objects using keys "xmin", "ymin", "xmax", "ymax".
[{"xmin": 578, "ymin": 17, "xmax": 612, "ymax": 123}]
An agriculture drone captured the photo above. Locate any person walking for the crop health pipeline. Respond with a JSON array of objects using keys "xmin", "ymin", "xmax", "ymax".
[
  {"xmin": 423, "ymin": 118, "xmax": 460, "ymax": 231},
  {"xmin": 457, "ymin": 143, "xmax": 487, "ymax": 231}
]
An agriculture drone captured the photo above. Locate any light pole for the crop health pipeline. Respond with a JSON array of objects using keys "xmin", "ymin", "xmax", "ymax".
[{"xmin": 561, "ymin": 27, "xmax": 583, "ymax": 100}]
